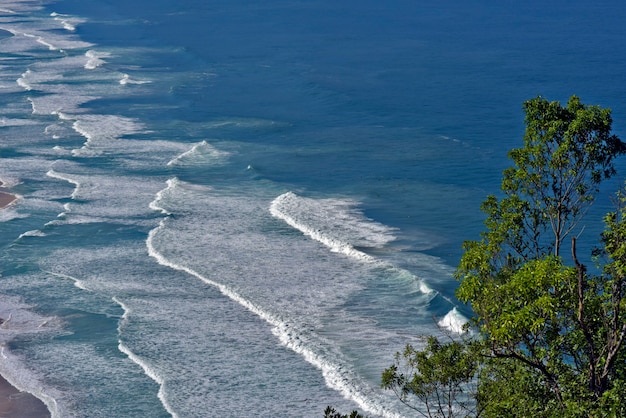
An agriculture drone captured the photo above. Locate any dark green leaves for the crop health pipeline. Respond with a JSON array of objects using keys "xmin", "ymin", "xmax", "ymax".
[{"xmin": 381, "ymin": 96, "xmax": 626, "ymax": 417}]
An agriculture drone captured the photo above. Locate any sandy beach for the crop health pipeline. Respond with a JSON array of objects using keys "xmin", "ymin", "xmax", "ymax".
[
  {"xmin": 0, "ymin": 191, "xmax": 16, "ymax": 210},
  {"xmin": 0, "ymin": 185, "xmax": 43, "ymax": 416},
  {"xmin": 0, "ymin": 375, "xmax": 50, "ymax": 418}
]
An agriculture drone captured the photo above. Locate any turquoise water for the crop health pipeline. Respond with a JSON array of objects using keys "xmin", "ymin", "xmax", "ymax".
[{"xmin": 1, "ymin": 1, "xmax": 625, "ymax": 417}]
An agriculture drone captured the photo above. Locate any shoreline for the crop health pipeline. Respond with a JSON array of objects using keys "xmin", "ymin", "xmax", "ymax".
[
  {"xmin": 0, "ymin": 191, "xmax": 17, "ymax": 210},
  {"xmin": 0, "ymin": 183, "xmax": 45, "ymax": 417},
  {"xmin": 0, "ymin": 374, "xmax": 50, "ymax": 417}
]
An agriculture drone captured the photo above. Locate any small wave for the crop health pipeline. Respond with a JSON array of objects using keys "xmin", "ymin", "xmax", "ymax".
[
  {"xmin": 17, "ymin": 230, "xmax": 47, "ymax": 239},
  {"xmin": 166, "ymin": 140, "xmax": 229, "ymax": 167},
  {"xmin": 61, "ymin": 114, "xmax": 145, "ymax": 156},
  {"xmin": 437, "ymin": 308, "xmax": 469, "ymax": 334},
  {"xmin": 119, "ymin": 73, "xmax": 151, "ymax": 85},
  {"xmin": 148, "ymin": 178, "xmax": 178, "ymax": 215},
  {"xmin": 12, "ymin": 27, "xmax": 93, "ymax": 51},
  {"xmin": 45, "ymin": 271, "xmax": 90, "ymax": 292},
  {"xmin": 84, "ymin": 50, "xmax": 110, "ymax": 70},
  {"xmin": 271, "ymin": 192, "xmax": 435, "ymax": 295},
  {"xmin": 46, "ymin": 169, "xmax": 81, "ymax": 199},
  {"xmin": 113, "ymin": 297, "xmax": 179, "ymax": 418},
  {"xmin": 17, "ymin": 70, "xmax": 33, "ymax": 91},
  {"xmin": 146, "ymin": 221, "xmax": 402, "ymax": 418},
  {"xmin": 51, "ymin": 12, "xmax": 84, "ymax": 32},
  {"xmin": 270, "ymin": 192, "xmax": 395, "ymax": 261},
  {"xmin": 21, "ymin": 32, "xmax": 58, "ymax": 51}
]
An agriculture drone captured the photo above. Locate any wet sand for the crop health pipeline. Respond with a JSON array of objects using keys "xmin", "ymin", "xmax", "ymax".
[
  {"xmin": 0, "ymin": 375, "xmax": 50, "ymax": 418},
  {"xmin": 0, "ymin": 191, "xmax": 16, "ymax": 210},
  {"xmin": 0, "ymin": 185, "xmax": 46, "ymax": 416}
]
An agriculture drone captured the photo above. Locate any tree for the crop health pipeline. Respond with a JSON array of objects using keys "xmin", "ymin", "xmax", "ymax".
[
  {"xmin": 484, "ymin": 95, "xmax": 624, "ymax": 261},
  {"xmin": 323, "ymin": 406, "xmax": 367, "ymax": 418},
  {"xmin": 382, "ymin": 336, "xmax": 480, "ymax": 418},
  {"xmin": 382, "ymin": 96, "xmax": 626, "ymax": 417}
]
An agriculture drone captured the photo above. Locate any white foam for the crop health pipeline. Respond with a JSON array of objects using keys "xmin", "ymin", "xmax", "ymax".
[
  {"xmin": 0, "ymin": 296, "xmax": 63, "ymax": 418},
  {"xmin": 148, "ymin": 178, "xmax": 178, "ymax": 215},
  {"xmin": 17, "ymin": 229, "xmax": 47, "ymax": 239},
  {"xmin": 63, "ymin": 114, "xmax": 145, "ymax": 156},
  {"xmin": 15, "ymin": 29, "xmax": 93, "ymax": 51},
  {"xmin": 0, "ymin": 347, "xmax": 61, "ymax": 418},
  {"xmin": 119, "ymin": 73, "xmax": 151, "ymax": 85},
  {"xmin": 146, "ymin": 221, "xmax": 401, "ymax": 418},
  {"xmin": 50, "ymin": 12, "xmax": 85, "ymax": 32},
  {"xmin": 84, "ymin": 50, "xmax": 110, "ymax": 70},
  {"xmin": 113, "ymin": 297, "xmax": 179, "ymax": 418},
  {"xmin": 22, "ymin": 32, "xmax": 57, "ymax": 50},
  {"xmin": 166, "ymin": 140, "xmax": 229, "ymax": 167},
  {"xmin": 271, "ymin": 192, "xmax": 436, "ymax": 296},
  {"xmin": 0, "ymin": 176, "xmax": 19, "ymax": 188},
  {"xmin": 438, "ymin": 308, "xmax": 469, "ymax": 334},
  {"xmin": 272, "ymin": 192, "xmax": 397, "ymax": 249},
  {"xmin": 46, "ymin": 169, "xmax": 80, "ymax": 199},
  {"xmin": 0, "ymin": 117, "xmax": 38, "ymax": 126},
  {"xmin": 270, "ymin": 193, "xmax": 384, "ymax": 262},
  {"xmin": 45, "ymin": 270, "xmax": 90, "ymax": 291},
  {"xmin": 18, "ymin": 69, "xmax": 64, "ymax": 93},
  {"xmin": 16, "ymin": 69, "xmax": 33, "ymax": 91}
]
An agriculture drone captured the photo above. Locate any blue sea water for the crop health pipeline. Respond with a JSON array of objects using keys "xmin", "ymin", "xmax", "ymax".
[{"xmin": 0, "ymin": 1, "xmax": 625, "ymax": 417}]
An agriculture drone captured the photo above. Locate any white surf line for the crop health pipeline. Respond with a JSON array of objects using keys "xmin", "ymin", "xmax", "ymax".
[
  {"xmin": 0, "ymin": 346, "xmax": 62, "ymax": 418},
  {"xmin": 43, "ymin": 270, "xmax": 90, "ymax": 291},
  {"xmin": 112, "ymin": 297, "xmax": 179, "ymax": 418},
  {"xmin": 50, "ymin": 13, "xmax": 78, "ymax": 32},
  {"xmin": 84, "ymin": 50, "xmax": 107, "ymax": 70},
  {"xmin": 46, "ymin": 169, "xmax": 80, "ymax": 200},
  {"xmin": 270, "ymin": 193, "xmax": 475, "ymax": 332},
  {"xmin": 146, "ymin": 217, "xmax": 402, "ymax": 418},
  {"xmin": 269, "ymin": 192, "xmax": 378, "ymax": 263},
  {"xmin": 270, "ymin": 192, "xmax": 435, "ymax": 295},
  {"xmin": 166, "ymin": 141, "xmax": 207, "ymax": 166},
  {"xmin": 22, "ymin": 32, "xmax": 58, "ymax": 51},
  {"xmin": 147, "ymin": 178, "xmax": 175, "ymax": 215},
  {"xmin": 17, "ymin": 69, "xmax": 33, "ymax": 91}
]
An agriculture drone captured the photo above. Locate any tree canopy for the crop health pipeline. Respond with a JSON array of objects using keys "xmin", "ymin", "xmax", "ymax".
[{"xmin": 381, "ymin": 95, "xmax": 626, "ymax": 417}]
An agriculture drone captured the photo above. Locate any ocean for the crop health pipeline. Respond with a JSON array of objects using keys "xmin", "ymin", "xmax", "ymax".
[{"xmin": 0, "ymin": 1, "xmax": 625, "ymax": 417}]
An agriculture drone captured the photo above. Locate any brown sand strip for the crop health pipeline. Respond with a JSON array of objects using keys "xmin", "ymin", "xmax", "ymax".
[
  {"xmin": 0, "ymin": 375, "xmax": 50, "ymax": 418},
  {"xmin": 0, "ymin": 191, "xmax": 16, "ymax": 210}
]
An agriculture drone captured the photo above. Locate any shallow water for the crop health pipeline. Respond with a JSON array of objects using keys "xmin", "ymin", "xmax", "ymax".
[{"xmin": 0, "ymin": 1, "xmax": 625, "ymax": 417}]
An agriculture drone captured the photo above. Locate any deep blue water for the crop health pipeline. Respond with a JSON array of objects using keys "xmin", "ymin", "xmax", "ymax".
[{"xmin": 1, "ymin": 1, "xmax": 625, "ymax": 416}]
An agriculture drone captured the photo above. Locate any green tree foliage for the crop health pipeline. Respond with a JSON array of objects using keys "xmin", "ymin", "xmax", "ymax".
[
  {"xmin": 484, "ymin": 95, "xmax": 625, "ymax": 260},
  {"xmin": 382, "ymin": 96, "xmax": 626, "ymax": 417},
  {"xmin": 323, "ymin": 406, "xmax": 367, "ymax": 418},
  {"xmin": 382, "ymin": 337, "xmax": 480, "ymax": 417}
]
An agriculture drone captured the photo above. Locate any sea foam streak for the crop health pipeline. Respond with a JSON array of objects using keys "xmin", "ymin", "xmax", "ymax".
[
  {"xmin": 113, "ymin": 297, "xmax": 179, "ymax": 418},
  {"xmin": 146, "ymin": 223, "xmax": 401, "ymax": 418},
  {"xmin": 166, "ymin": 140, "xmax": 229, "ymax": 167},
  {"xmin": 50, "ymin": 12, "xmax": 84, "ymax": 32},
  {"xmin": 84, "ymin": 50, "xmax": 110, "ymax": 70},
  {"xmin": 271, "ymin": 192, "xmax": 434, "ymax": 294},
  {"xmin": 271, "ymin": 192, "xmax": 473, "ymax": 333},
  {"xmin": 119, "ymin": 73, "xmax": 151, "ymax": 85},
  {"xmin": 147, "ymin": 180, "xmax": 403, "ymax": 418}
]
